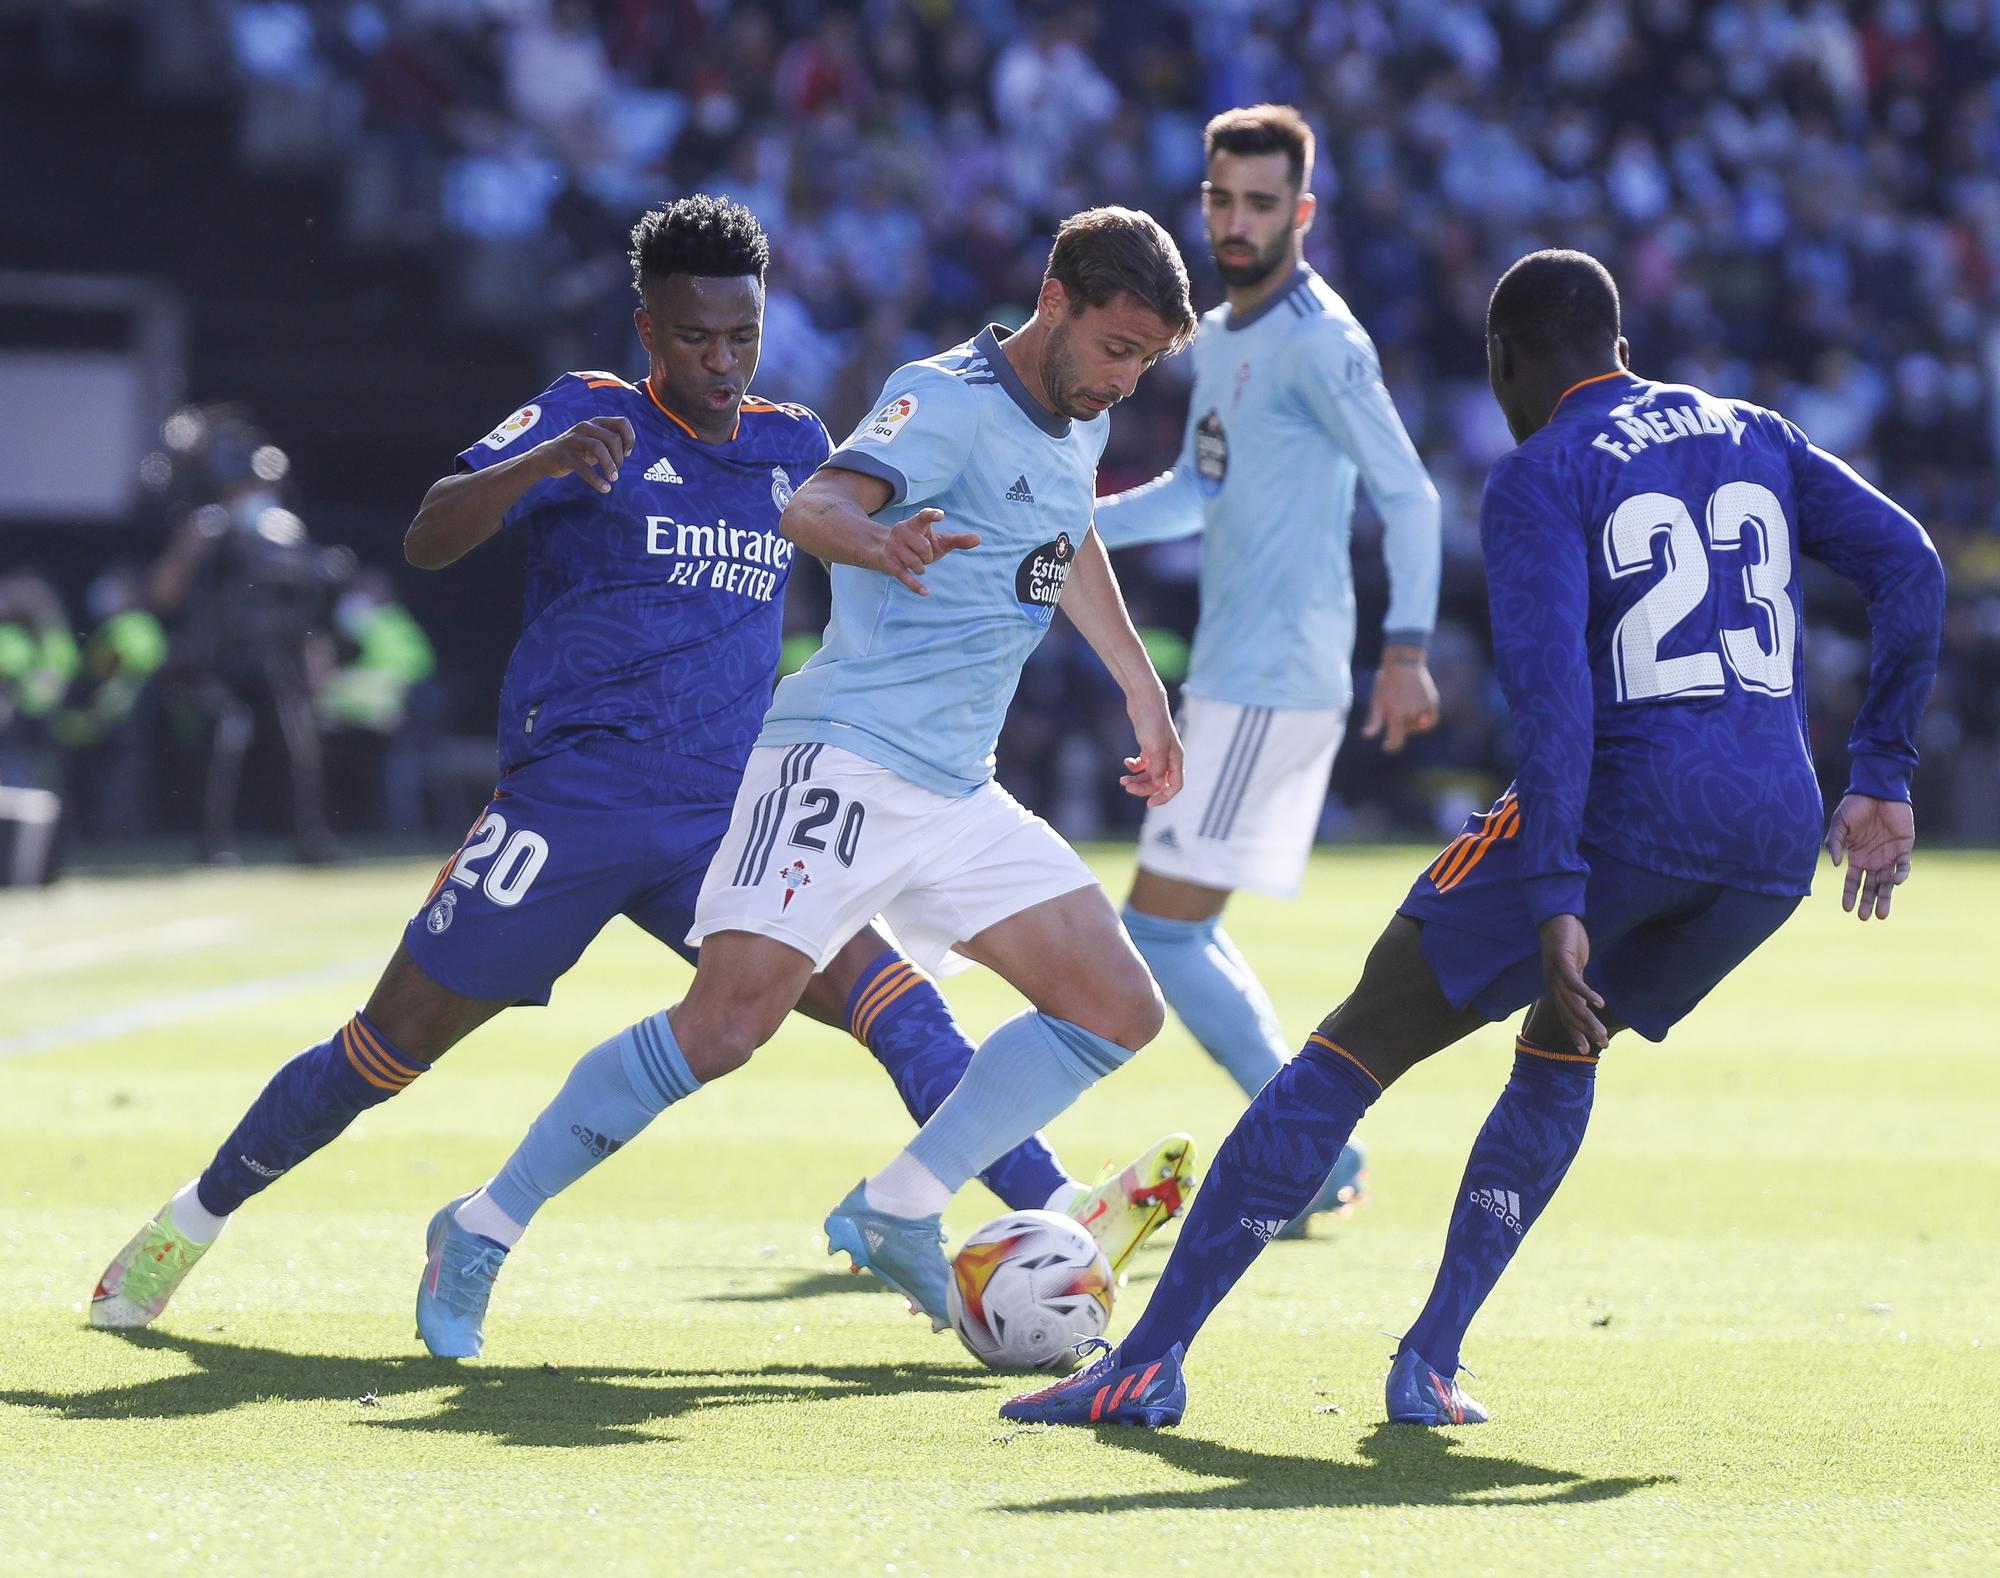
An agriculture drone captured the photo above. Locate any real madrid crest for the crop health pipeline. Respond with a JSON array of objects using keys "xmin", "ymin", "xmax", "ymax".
[{"xmin": 771, "ymin": 466, "xmax": 794, "ymax": 511}]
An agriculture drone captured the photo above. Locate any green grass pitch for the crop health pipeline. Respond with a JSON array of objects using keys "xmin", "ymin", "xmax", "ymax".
[{"xmin": 2, "ymin": 847, "xmax": 1995, "ymax": 1574}]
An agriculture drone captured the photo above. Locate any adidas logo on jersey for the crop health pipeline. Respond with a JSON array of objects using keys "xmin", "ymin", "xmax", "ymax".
[
  {"xmin": 644, "ymin": 457, "xmax": 683, "ymax": 484},
  {"xmin": 1240, "ymin": 1216, "xmax": 1286, "ymax": 1243},
  {"xmin": 1006, "ymin": 474, "xmax": 1035, "ymax": 503},
  {"xmin": 1469, "ymin": 1186, "xmax": 1525, "ymax": 1235}
]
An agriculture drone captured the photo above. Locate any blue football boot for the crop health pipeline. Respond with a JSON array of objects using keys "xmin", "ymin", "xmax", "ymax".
[
  {"xmin": 1279, "ymin": 1138, "xmax": 1368, "ymax": 1239},
  {"xmin": 1000, "ymin": 1339, "xmax": 1187, "ymax": 1428},
  {"xmin": 823, "ymin": 1181, "xmax": 951, "ymax": 1330},
  {"xmin": 415, "ymin": 1194, "xmax": 508, "ymax": 1359},
  {"xmin": 1385, "ymin": 1346, "xmax": 1488, "ymax": 1425}
]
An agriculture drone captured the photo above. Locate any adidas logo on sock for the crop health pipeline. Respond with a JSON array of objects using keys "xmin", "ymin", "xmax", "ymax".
[
  {"xmin": 1153, "ymin": 826, "xmax": 1180, "ymax": 850},
  {"xmin": 644, "ymin": 457, "xmax": 683, "ymax": 484},
  {"xmin": 570, "ymin": 1124, "xmax": 624, "ymax": 1161},
  {"xmin": 1468, "ymin": 1186, "xmax": 1525, "ymax": 1235},
  {"xmin": 1240, "ymin": 1216, "xmax": 1285, "ymax": 1243},
  {"xmin": 1005, "ymin": 473, "xmax": 1035, "ymax": 503}
]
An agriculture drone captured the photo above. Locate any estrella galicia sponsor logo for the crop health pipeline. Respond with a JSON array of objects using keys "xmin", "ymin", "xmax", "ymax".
[
  {"xmin": 1014, "ymin": 531, "xmax": 1074, "ymax": 621},
  {"xmin": 1194, "ymin": 409, "xmax": 1227, "ymax": 496},
  {"xmin": 771, "ymin": 465, "xmax": 795, "ymax": 511},
  {"xmin": 425, "ymin": 891, "xmax": 457, "ymax": 934},
  {"xmin": 570, "ymin": 1124, "xmax": 624, "ymax": 1161}
]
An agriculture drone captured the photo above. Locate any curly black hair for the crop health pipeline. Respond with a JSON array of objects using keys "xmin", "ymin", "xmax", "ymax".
[{"xmin": 628, "ymin": 195, "xmax": 771, "ymax": 296}]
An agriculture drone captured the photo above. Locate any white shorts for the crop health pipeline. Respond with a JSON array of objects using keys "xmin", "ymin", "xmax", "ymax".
[
  {"xmin": 689, "ymin": 743, "xmax": 1097, "ymax": 974},
  {"xmin": 1136, "ymin": 695, "xmax": 1347, "ymax": 899}
]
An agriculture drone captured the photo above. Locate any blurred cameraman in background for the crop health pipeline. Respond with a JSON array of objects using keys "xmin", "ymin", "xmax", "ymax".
[{"xmin": 148, "ymin": 408, "xmax": 351, "ymax": 866}]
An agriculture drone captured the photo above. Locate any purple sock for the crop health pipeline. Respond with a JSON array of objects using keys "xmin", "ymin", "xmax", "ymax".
[{"xmin": 1120, "ymin": 1035, "xmax": 1381, "ymax": 1362}]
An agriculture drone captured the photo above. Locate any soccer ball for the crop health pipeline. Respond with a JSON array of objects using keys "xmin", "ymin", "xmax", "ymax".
[{"xmin": 946, "ymin": 1209, "xmax": 1114, "ymax": 1372}]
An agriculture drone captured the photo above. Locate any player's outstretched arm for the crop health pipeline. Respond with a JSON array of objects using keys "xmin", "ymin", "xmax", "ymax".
[
  {"xmin": 404, "ymin": 416, "xmax": 634, "ymax": 570},
  {"xmin": 1092, "ymin": 436, "xmax": 1203, "ymax": 550},
  {"xmin": 1062, "ymin": 527, "xmax": 1182, "ymax": 807},
  {"xmin": 1823, "ymin": 794, "xmax": 1916, "ymax": 923},
  {"xmin": 780, "ymin": 467, "xmax": 980, "ymax": 596}
]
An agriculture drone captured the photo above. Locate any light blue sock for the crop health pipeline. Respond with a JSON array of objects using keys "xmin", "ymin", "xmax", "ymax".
[
  {"xmin": 484, "ymin": 1010, "xmax": 700, "ymax": 1228},
  {"xmin": 1122, "ymin": 905, "xmax": 1289, "ymax": 1098},
  {"xmin": 906, "ymin": 1011, "xmax": 1133, "ymax": 1193}
]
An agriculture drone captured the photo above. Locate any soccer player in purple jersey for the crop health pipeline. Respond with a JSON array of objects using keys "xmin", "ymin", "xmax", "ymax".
[
  {"xmin": 89, "ymin": 198, "xmax": 1192, "ymax": 1346},
  {"xmin": 1002, "ymin": 248, "xmax": 1945, "ymax": 1431}
]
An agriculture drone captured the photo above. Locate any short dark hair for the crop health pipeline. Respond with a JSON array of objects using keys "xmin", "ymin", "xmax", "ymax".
[
  {"xmin": 629, "ymin": 195, "xmax": 770, "ymax": 297},
  {"xmin": 1044, "ymin": 206, "xmax": 1197, "ymax": 351},
  {"xmin": 1487, "ymin": 249, "xmax": 1622, "ymax": 360},
  {"xmin": 1204, "ymin": 103, "xmax": 1315, "ymax": 192}
]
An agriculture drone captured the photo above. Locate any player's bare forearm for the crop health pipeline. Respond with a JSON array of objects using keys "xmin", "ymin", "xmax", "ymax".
[
  {"xmin": 404, "ymin": 460, "xmax": 540, "ymax": 570},
  {"xmin": 782, "ymin": 468, "xmax": 978, "ymax": 595},
  {"xmin": 1062, "ymin": 529, "xmax": 1182, "ymax": 804},
  {"xmin": 1060, "ymin": 529, "xmax": 1159, "ymax": 702},
  {"xmin": 405, "ymin": 416, "xmax": 633, "ymax": 570}
]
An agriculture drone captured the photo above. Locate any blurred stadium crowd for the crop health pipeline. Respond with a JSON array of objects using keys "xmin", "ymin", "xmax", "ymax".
[{"xmin": 5, "ymin": 0, "xmax": 2000, "ymax": 878}]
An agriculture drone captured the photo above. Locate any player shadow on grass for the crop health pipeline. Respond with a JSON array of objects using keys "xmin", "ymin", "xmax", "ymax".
[
  {"xmin": 5, "ymin": 1331, "xmax": 987, "ymax": 1450},
  {"xmin": 698, "ymin": 1264, "xmax": 899, "ymax": 1304},
  {"xmin": 999, "ymin": 1423, "xmax": 1669, "ymax": 1513}
]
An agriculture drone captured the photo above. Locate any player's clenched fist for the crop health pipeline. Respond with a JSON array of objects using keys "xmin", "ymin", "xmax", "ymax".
[
  {"xmin": 877, "ymin": 507, "xmax": 981, "ymax": 596},
  {"xmin": 532, "ymin": 417, "xmax": 635, "ymax": 495}
]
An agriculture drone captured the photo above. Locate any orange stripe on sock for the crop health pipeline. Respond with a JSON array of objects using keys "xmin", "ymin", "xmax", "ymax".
[
  {"xmin": 344, "ymin": 1019, "xmax": 416, "ymax": 1089},
  {"xmin": 855, "ymin": 976, "xmax": 925, "ymax": 1045},
  {"xmin": 1305, "ymin": 1034, "xmax": 1382, "ymax": 1090},
  {"xmin": 1516, "ymin": 1035, "xmax": 1598, "ymax": 1064},
  {"xmin": 849, "ymin": 962, "xmax": 917, "ymax": 1041},
  {"xmin": 342, "ymin": 1024, "xmax": 404, "ymax": 1092},
  {"xmin": 349, "ymin": 1015, "xmax": 423, "ymax": 1083}
]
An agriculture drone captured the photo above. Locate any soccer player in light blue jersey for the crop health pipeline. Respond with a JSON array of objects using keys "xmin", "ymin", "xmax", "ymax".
[
  {"xmin": 1003, "ymin": 249, "xmax": 1942, "ymax": 1432},
  {"xmin": 90, "ymin": 199, "xmax": 1187, "ymax": 1349},
  {"xmin": 1094, "ymin": 105, "xmax": 1444, "ymax": 1233},
  {"xmin": 462, "ymin": 208, "xmax": 1200, "ymax": 1330}
]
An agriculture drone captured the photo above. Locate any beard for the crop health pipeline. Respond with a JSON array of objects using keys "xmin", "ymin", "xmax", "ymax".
[
  {"xmin": 1040, "ymin": 320, "xmax": 1115, "ymax": 420},
  {"xmin": 1211, "ymin": 231, "xmax": 1290, "ymax": 288}
]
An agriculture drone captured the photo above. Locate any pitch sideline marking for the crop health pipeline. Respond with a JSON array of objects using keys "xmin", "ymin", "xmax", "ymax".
[{"xmin": 0, "ymin": 957, "xmax": 378, "ymax": 1060}]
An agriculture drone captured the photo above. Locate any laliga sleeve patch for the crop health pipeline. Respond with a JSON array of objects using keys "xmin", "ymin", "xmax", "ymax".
[
  {"xmin": 479, "ymin": 403, "xmax": 543, "ymax": 451},
  {"xmin": 864, "ymin": 394, "xmax": 919, "ymax": 443},
  {"xmin": 1015, "ymin": 531, "xmax": 1075, "ymax": 622}
]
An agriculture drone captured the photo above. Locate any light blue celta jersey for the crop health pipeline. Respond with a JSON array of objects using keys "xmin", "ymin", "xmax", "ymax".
[
  {"xmin": 1095, "ymin": 266, "xmax": 1441, "ymax": 710},
  {"xmin": 759, "ymin": 325, "xmax": 1112, "ymax": 797}
]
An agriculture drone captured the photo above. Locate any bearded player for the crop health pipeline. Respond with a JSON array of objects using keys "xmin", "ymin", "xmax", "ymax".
[
  {"xmin": 1094, "ymin": 105, "xmax": 1442, "ymax": 1234},
  {"xmin": 1003, "ymin": 248, "xmax": 1943, "ymax": 1430}
]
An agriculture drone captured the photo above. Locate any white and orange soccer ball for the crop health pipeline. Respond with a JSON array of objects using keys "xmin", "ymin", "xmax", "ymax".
[{"xmin": 946, "ymin": 1209, "xmax": 1115, "ymax": 1372}]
